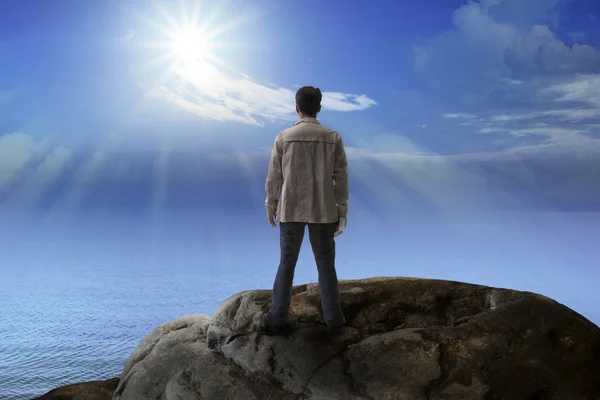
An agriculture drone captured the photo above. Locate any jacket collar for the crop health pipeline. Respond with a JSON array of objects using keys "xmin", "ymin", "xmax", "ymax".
[{"xmin": 294, "ymin": 117, "xmax": 321, "ymax": 126}]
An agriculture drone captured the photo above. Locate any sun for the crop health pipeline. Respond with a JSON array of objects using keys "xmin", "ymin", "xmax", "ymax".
[
  {"xmin": 170, "ymin": 27, "xmax": 211, "ymax": 66},
  {"xmin": 139, "ymin": 1, "xmax": 246, "ymax": 79},
  {"xmin": 138, "ymin": 0, "xmax": 257, "ymax": 94}
]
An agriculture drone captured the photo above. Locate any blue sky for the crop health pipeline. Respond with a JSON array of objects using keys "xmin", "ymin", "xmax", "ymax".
[{"xmin": 1, "ymin": 0, "xmax": 600, "ymax": 323}]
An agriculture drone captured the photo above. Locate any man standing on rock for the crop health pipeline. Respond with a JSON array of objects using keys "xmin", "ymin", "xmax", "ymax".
[{"xmin": 263, "ymin": 86, "xmax": 349, "ymax": 334}]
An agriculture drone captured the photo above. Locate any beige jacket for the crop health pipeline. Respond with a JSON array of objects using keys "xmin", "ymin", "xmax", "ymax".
[{"xmin": 265, "ymin": 117, "xmax": 349, "ymax": 223}]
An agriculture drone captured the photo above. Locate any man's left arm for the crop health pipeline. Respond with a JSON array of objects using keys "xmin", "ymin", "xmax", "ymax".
[{"xmin": 265, "ymin": 133, "xmax": 283, "ymax": 226}]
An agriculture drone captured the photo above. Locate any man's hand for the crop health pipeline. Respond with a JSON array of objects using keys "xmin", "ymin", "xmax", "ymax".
[
  {"xmin": 334, "ymin": 217, "xmax": 346, "ymax": 237},
  {"xmin": 267, "ymin": 209, "xmax": 277, "ymax": 227}
]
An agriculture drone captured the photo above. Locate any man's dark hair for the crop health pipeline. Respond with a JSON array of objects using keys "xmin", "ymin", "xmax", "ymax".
[{"xmin": 295, "ymin": 86, "xmax": 322, "ymax": 117}]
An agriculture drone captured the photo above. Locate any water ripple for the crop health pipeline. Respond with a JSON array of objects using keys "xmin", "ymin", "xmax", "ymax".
[{"xmin": 0, "ymin": 263, "xmax": 279, "ymax": 399}]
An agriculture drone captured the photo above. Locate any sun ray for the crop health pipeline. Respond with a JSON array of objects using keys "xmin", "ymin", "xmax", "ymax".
[
  {"xmin": 203, "ymin": 10, "xmax": 260, "ymax": 42},
  {"xmin": 178, "ymin": 0, "xmax": 190, "ymax": 27},
  {"xmin": 189, "ymin": 0, "xmax": 202, "ymax": 29},
  {"xmin": 192, "ymin": 0, "xmax": 229, "ymax": 37},
  {"xmin": 152, "ymin": 0, "xmax": 184, "ymax": 37},
  {"xmin": 46, "ymin": 0, "xmax": 258, "ymax": 218}
]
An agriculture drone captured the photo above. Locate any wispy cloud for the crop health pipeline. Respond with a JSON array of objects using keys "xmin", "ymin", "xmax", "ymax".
[
  {"xmin": 149, "ymin": 61, "xmax": 377, "ymax": 126},
  {"xmin": 0, "ymin": 133, "xmax": 36, "ymax": 191},
  {"xmin": 501, "ymin": 78, "xmax": 524, "ymax": 85},
  {"xmin": 122, "ymin": 29, "xmax": 136, "ymax": 41},
  {"xmin": 2, "ymin": 147, "xmax": 72, "ymax": 209},
  {"xmin": 321, "ymin": 92, "xmax": 377, "ymax": 112},
  {"xmin": 2, "ymin": 129, "xmax": 597, "ymax": 214},
  {"xmin": 0, "ymin": 132, "xmax": 71, "ymax": 209},
  {"xmin": 442, "ymin": 113, "xmax": 478, "ymax": 120},
  {"xmin": 545, "ymin": 74, "xmax": 600, "ymax": 106},
  {"xmin": 347, "ymin": 138, "xmax": 600, "ymax": 212},
  {"xmin": 203, "ymin": 136, "xmax": 600, "ymax": 212}
]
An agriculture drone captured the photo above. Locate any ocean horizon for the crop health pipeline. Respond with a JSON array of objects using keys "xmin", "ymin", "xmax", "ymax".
[{"xmin": 2, "ymin": 212, "xmax": 599, "ymax": 399}]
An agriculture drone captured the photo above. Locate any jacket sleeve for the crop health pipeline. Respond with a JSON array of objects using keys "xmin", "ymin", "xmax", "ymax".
[
  {"xmin": 265, "ymin": 133, "xmax": 283, "ymax": 216},
  {"xmin": 333, "ymin": 134, "xmax": 349, "ymax": 219}
]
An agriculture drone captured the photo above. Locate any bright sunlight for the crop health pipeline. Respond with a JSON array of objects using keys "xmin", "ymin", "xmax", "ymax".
[
  {"xmin": 140, "ymin": 1, "xmax": 248, "ymax": 89},
  {"xmin": 170, "ymin": 27, "xmax": 211, "ymax": 65}
]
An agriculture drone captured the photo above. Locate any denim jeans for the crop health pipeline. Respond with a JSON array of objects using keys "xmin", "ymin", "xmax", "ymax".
[{"xmin": 267, "ymin": 221, "xmax": 346, "ymax": 328}]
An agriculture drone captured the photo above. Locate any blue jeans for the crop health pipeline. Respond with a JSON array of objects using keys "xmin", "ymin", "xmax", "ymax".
[{"xmin": 267, "ymin": 222, "xmax": 345, "ymax": 328}]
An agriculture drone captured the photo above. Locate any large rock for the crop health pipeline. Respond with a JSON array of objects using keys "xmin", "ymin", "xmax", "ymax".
[
  {"xmin": 195, "ymin": 277, "xmax": 600, "ymax": 400},
  {"xmin": 112, "ymin": 314, "xmax": 212, "ymax": 400},
  {"xmin": 165, "ymin": 352, "xmax": 297, "ymax": 400},
  {"xmin": 43, "ymin": 277, "xmax": 600, "ymax": 399}
]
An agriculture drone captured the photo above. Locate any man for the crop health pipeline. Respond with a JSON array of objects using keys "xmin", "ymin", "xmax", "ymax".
[{"xmin": 263, "ymin": 86, "xmax": 349, "ymax": 334}]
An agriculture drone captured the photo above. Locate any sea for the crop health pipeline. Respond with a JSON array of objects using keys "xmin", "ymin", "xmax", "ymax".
[{"xmin": 1, "ymin": 211, "xmax": 599, "ymax": 399}]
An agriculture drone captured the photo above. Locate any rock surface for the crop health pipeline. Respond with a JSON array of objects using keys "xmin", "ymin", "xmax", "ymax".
[
  {"xmin": 32, "ymin": 378, "xmax": 119, "ymax": 400},
  {"xmin": 112, "ymin": 314, "xmax": 212, "ymax": 400},
  {"xmin": 37, "ymin": 277, "xmax": 600, "ymax": 399}
]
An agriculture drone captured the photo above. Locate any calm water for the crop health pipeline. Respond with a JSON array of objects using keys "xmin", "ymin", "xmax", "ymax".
[
  {"xmin": 0, "ymin": 258, "xmax": 297, "ymax": 399},
  {"xmin": 1, "ymin": 212, "xmax": 599, "ymax": 399}
]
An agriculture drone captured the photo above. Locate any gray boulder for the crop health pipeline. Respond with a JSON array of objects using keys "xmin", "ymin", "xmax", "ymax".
[
  {"xmin": 197, "ymin": 277, "xmax": 600, "ymax": 399},
  {"xmin": 165, "ymin": 352, "xmax": 296, "ymax": 400},
  {"xmin": 49, "ymin": 277, "xmax": 600, "ymax": 400},
  {"xmin": 112, "ymin": 314, "xmax": 211, "ymax": 400}
]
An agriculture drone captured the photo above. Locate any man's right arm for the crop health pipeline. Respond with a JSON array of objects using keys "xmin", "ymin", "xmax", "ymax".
[
  {"xmin": 333, "ymin": 134, "xmax": 349, "ymax": 219},
  {"xmin": 265, "ymin": 133, "xmax": 283, "ymax": 217}
]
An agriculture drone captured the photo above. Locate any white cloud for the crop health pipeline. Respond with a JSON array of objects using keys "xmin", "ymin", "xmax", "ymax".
[
  {"xmin": 197, "ymin": 135, "xmax": 600, "ymax": 212},
  {"xmin": 415, "ymin": 1, "xmax": 600, "ymax": 150},
  {"xmin": 480, "ymin": 127, "xmax": 504, "ymax": 133},
  {"xmin": 544, "ymin": 108, "xmax": 600, "ymax": 121},
  {"xmin": 505, "ymin": 25, "xmax": 600, "ymax": 75},
  {"xmin": 415, "ymin": 0, "xmax": 600, "ymax": 104},
  {"xmin": 0, "ymin": 132, "xmax": 36, "ymax": 191},
  {"xmin": 442, "ymin": 113, "xmax": 478, "ymax": 119},
  {"xmin": 149, "ymin": 85, "xmax": 263, "ymax": 126},
  {"xmin": 122, "ymin": 29, "xmax": 135, "ymax": 41},
  {"xmin": 33, "ymin": 147, "xmax": 72, "ymax": 179},
  {"xmin": 545, "ymin": 74, "xmax": 600, "ymax": 107},
  {"xmin": 346, "ymin": 138, "xmax": 600, "ymax": 212},
  {"xmin": 321, "ymin": 92, "xmax": 377, "ymax": 111},
  {"xmin": 2, "ymin": 147, "xmax": 72, "ymax": 208},
  {"xmin": 491, "ymin": 114, "xmax": 526, "ymax": 122},
  {"xmin": 449, "ymin": 106, "xmax": 599, "ymax": 144},
  {"xmin": 488, "ymin": 107, "xmax": 600, "ymax": 123},
  {"xmin": 149, "ymin": 61, "xmax": 377, "ymax": 126},
  {"xmin": 504, "ymin": 127, "xmax": 586, "ymax": 142},
  {"xmin": 75, "ymin": 151, "xmax": 107, "ymax": 182},
  {"xmin": 482, "ymin": 0, "xmax": 504, "ymax": 8},
  {"xmin": 502, "ymin": 78, "xmax": 524, "ymax": 85},
  {"xmin": 0, "ymin": 133, "xmax": 72, "ymax": 210}
]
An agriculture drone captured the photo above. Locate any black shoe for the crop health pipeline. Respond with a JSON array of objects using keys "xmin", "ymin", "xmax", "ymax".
[
  {"xmin": 258, "ymin": 315, "xmax": 292, "ymax": 336},
  {"xmin": 327, "ymin": 324, "xmax": 345, "ymax": 334}
]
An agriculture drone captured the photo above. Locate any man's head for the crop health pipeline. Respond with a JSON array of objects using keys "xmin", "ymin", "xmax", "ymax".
[{"xmin": 295, "ymin": 86, "xmax": 322, "ymax": 118}]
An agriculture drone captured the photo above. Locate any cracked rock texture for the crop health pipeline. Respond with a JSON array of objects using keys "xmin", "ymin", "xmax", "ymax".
[
  {"xmin": 112, "ymin": 314, "xmax": 212, "ymax": 400},
  {"xmin": 36, "ymin": 277, "xmax": 600, "ymax": 400}
]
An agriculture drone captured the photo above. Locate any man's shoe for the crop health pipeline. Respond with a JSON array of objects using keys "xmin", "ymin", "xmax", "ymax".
[
  {"xmin": 327, "ymin": 324, "xmax": 345, "ymax": 334},
  {"xmin": 258, "ymin": 315, "xmax": 292, "ymax": 336}
]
